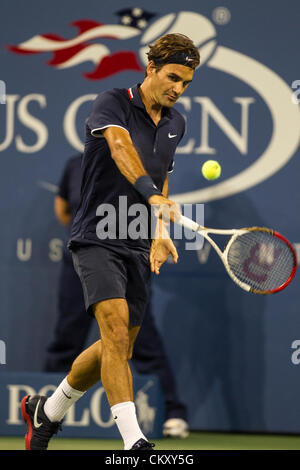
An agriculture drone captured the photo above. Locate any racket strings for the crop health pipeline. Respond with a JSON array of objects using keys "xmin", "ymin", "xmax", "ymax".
[{"xmin": 227, "ymin": 231, "xmax": 295, "ymax": 292}]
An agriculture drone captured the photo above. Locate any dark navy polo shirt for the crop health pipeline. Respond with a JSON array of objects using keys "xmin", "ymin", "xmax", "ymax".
[{"xmin": 69, "ymin": 83, "xmax": 185, "ymax": 251}]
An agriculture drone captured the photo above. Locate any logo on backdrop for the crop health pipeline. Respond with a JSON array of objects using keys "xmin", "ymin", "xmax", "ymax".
[
  {"xmin": 7, "ymin": 8, "xmax": 154, "ymax": 80},
  {"xmin": 135, "ymin": 380, "xmax": 156, "ymax": 434},
  {"xmin": 5, "ymin": 9, "xmax": 300, "ymax": 200},
  {"xmin": 5, "ymin": 378, "xmax": 158, "ymax": 435}
]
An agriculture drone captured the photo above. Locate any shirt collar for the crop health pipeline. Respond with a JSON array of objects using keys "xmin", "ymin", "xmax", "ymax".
[
  {"xmin": 128, "ymin": 83, "xmax": 172, "ymax": 120},
  {"xmin": 128, "ymin": 84, "xmax": 144, "ymax": 109}
]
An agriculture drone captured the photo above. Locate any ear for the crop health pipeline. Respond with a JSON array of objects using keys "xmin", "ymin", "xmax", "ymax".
[{"xmin": 146, "ymin": 61, "xmax": 157, "ymax": 76}]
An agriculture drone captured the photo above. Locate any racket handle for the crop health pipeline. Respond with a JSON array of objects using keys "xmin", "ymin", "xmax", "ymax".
[{"xmin": 177, "ymin": 215, "xmax": 200, "ymax": 232}]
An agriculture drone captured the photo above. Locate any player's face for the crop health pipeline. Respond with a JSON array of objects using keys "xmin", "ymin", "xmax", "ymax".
[{"xmin": 149, "ymin": 63, "xmax": 194, "ymax": 108}]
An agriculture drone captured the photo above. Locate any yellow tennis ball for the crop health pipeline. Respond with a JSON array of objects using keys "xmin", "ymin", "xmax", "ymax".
[{"xmin": 201, "ymin": 160, "xmax": 221, "ymax": 180}]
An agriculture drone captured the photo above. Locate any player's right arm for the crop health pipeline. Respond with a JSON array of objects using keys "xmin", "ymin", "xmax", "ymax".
[
  {"xmin": 102, "ymin": 126, "xmax": 147, "ymax": 185},
  {"xmin": 102, "ymin": 126, "xmax": 180, "ymax": 221}
]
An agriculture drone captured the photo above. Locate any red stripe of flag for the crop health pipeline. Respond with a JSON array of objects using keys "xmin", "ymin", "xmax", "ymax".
[
  {"xmin": 84, "ymin": 51, "xmax": 143, "ymax": 80},
  {"xmin": 47, "ymin": 44, "xmax": 88, "ymax": 66}
]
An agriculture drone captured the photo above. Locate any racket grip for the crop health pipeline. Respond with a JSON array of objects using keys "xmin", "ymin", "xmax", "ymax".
[{"xmin": 177, "ymin": 215, "xmax": 199, "ymax": 232}]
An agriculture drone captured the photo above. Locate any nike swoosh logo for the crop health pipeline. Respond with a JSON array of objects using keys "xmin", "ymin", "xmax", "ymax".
[
  {"xmin": 33, "ymin": 399, "xmax": 43, "ymax": 429},
  {"xmin": 168, "ymin": 133, "xmax": 177, "ymax": 138},
  {"xmin": 62, "ymin": 389, "xmax": 72, "ymax": 399}
]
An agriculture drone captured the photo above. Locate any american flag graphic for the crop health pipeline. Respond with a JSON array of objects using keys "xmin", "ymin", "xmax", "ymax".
[{"xmin": 7, "ymin": 8, "xmax": 156, "ymax": 80}]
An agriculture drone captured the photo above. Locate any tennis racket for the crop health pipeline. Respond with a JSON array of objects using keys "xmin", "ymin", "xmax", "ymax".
[{"xmin": 177, "ymin": 215, "xmax": 297, "ymax": 294}]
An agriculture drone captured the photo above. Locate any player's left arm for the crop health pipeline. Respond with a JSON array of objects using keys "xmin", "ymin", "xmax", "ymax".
[
  {"xmin": 162, "ymin": 172, "xmax": 169, "ymax": 198},
  {"xmin": 150, "ymin": 173, "xmax": 179, "ymax": 275}
]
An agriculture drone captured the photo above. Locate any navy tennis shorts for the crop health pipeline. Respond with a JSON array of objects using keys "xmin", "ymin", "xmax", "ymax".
[{"xmin": 71, "ymin": 243, "xmax": 151, "ymax": 326}]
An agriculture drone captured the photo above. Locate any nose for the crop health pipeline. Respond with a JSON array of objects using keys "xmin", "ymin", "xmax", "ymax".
[{"xmin": 172, "ymin": 82, "xmax": 183, "ymax": 96}]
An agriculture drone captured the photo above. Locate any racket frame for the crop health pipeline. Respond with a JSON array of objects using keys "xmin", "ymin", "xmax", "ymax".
[{"xmin": 177, "ymin": 216, "xmax": 297, "ymax": 295}]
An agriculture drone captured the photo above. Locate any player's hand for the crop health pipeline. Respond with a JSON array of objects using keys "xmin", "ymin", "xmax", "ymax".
[
  {"xmin": 149, "ymin": 237, "xmax": 178, "ymax": 275},
  {"xmin": 148, "ymin": 195, "xmax": 181, "ymax": 224}
]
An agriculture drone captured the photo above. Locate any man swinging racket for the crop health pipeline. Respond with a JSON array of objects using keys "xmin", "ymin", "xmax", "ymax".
[{"xmin": 21, "ymin": 33, "xmax": 200, "ymax": 451}]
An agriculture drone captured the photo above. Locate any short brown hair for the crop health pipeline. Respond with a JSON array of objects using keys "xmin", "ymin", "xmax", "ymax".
[{"xmin": 146, "ymin": 33, "xmax": 200, "ymax": 70}]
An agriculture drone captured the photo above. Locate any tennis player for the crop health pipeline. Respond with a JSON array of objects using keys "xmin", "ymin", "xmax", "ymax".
[
  {"xmin": 21, "ymin": 33, "xmax": 200, "ymax": 451},
  {"xmin": 44, "ymin": 153, "xmax": 189, "ymax": 436}
]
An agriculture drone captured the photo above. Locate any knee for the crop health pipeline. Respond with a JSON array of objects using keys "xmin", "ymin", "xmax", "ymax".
[
  {"xmin": 94, "ymin": 300, "xmax": 130, "ymax": 360},
  {"xmin": 103, "ymin": 325, "xmax": 130, "ymax": 361}
]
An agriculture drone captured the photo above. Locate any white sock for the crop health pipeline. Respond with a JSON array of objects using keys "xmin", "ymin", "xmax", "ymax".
[
  {"xmin": 111, "ymin": 401, "xmax": 147, "ymax": 450},
  {"xmin": 44, "ymin": 377, "xmax": 85, "ymax": 422}
]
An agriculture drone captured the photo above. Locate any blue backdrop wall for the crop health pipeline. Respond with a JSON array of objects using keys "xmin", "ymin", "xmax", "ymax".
[{"xmin": 0, "ymin": 0, "xmax": 300, "ymax": 433}]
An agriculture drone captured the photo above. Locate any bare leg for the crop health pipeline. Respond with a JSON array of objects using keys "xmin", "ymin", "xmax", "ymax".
[
  {"xmin": 67, "ymin": 339, "xmax": 102, "ymax": 391},
  {"xmin": 94, "ymin": 298, "xmax": 140, "ymax": 407},
  {"xmin": 67, "ymin": 298, "xmax": 139, "ymax": 403},
  {"xmin": 45, "ymin": 297, "xmax": 144, "ymax": 449}
]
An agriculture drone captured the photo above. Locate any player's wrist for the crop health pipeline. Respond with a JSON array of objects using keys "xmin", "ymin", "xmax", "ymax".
[
  {"xmin": 134, "ymin": 175, "xmax": 162, "ymax": 202},
  {"xmin": 153, "ymin": 217, "xmax": 171, "ymax": 241}
]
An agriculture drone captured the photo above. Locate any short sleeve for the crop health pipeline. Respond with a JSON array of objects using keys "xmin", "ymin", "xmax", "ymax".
[
  {"xmin": 88, "ymin": 90, "xmax": 129, "ymax": 137},
  {"xmin": 167, "ymin": 160, "xmax": 175, "ymax": 173}
]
